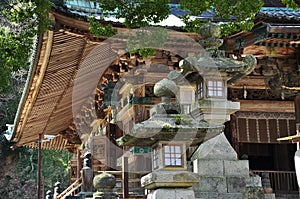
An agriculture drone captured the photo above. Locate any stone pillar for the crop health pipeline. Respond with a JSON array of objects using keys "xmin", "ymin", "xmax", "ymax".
[
  {"xmin": 53, "ymin": 181, "xmax": 61, "ymax": 199},
  {"xmin": 45, "ymin": 190, "xmax": 51, "ymax": 199},
  {"xmin": 93, "ymin": 172, "xmax": 118, "ymax": 199},
  {"xmin": 192, "ymin": 133, "xmax": 264, "ymax": 199},
  {"xmin": 82, "ymin": 151, "xmax": 94, "ymax": 192}
]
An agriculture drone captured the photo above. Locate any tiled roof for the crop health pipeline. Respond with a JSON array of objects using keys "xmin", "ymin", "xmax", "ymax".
[
  {"xmin": 169, "ymin": 5, "xmax": 189, "ymax": 17},
  {"xmin": 257, "ymin": 7, "xmax": 300, "ymax": 22},
  {"xmin": 63, "ymin": 0, "xmax": 300, "ymax": 26}
]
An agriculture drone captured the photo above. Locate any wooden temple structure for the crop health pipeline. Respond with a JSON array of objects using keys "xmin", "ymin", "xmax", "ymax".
[{"xmin": 9, "ymin": 0, "xmax": 300, "ymax": 198}]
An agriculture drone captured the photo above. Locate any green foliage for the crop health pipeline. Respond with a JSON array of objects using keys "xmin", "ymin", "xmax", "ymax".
[
  {"xmin": 0, "ymin": 0, "xmax": 52, "ymax": 93},
  {"xmin": 181, "ymin": 15, "xmax": 206, "ymax": 34},
  {"xmin": 174, "ymin": 114, "xmax": 192, "ymax": 125},
  {"xmin": 126, "ymin": 28, "xmax": 168, "ymax": 58},
  {"xmin": 180, "ymin": 0, "xmax": 264, "ymax": 36},
  {"xmin": 0, "ymin": 30, "xmax": 33, "ymax": 93},
  {"xmin": 175, "ymin": 115, "xmax": 182, "ymax": 125},
  {"xmin": 88, "ymin": 16, "xmax": 117, "ymax": 37},
  {"xmin": 95, "ymin": 0, "xmax": 170, "ymax": 28},
  {"xmin": 16, "ymin": 147, "xmax": 72, "ymax": 195},
  {"xmin": 282, "ymin": 0, "xmax": 300, "ymax": 9},
  {"xmin": 133, "ymin": 48, "xmax": 157, "ymax": 58},
  {"xmin": 219, "ymin": 20, "xmax": 255, "ymax": 36},
  {"xmin": 163, "ymin": 124, "xmax": 171, "ymax": 130},
  {"xmin": 41, "ymin": 149, "xmax": 72, "ymax": 192},
  {"xmin": 0, "ymin": 70, "xmax": 27, "ymax": 129},
  {"xmin": 1, "ymin": 0, "xmax": 53, "ymax": 34}
]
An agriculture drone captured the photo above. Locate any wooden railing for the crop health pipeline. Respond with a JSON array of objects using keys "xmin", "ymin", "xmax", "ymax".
[
  {"xmin": 55, "ymin": 177, "xmax": 82, "ymax": 199},
  {"xmin": 252, "ymin": 170, "xmax": 298, "ymax": 193}
]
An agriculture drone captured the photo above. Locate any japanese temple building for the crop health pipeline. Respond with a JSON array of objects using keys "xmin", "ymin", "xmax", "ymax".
[{"xmin": 8, "ymin": 0, "xmax": 300, "ymax": 198}]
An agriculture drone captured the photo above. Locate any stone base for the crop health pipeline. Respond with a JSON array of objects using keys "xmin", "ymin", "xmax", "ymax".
[
  {"xmin": 192, "ymin": 133, "xmax": 263, "ymax": 199},
  {"xmin": 193, "ymin": 158, "xmax": 263, "ymax": 198},
  {"xmin": 93, "ymin": 191, "xmax": 118, "ymax": 199},
  {"xmin": 74, "ymin": 192, "xmax": 94, "ymax": 199},
  {"xmin": 141, "ymin": 170, "xmax": 199, "ymax": 190},
  {"xmin": 147, "ymin": 188, "xmax": 195, "ymax": 199},
  {"xmin": 264, "ymin": 193, "xmax": 276, "ymax": 199},
  {"xmin": 195, "ymin": 192, "xmax": 243, "ymax": 199},
  {"xmin": 191, "ymin": 133, "xmax": 238, "ymax": 161}
]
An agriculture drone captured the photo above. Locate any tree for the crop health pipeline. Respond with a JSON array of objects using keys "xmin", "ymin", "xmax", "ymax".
[
  {"xmin": 95, "ymin": 0, "xmax": 170, "ymax": 28},
  {"xmin": 282, "ymin": 0, "xmax": 300, "ymax": 9},
  {"xmin": 0, "ymin": 0, "xmax": 52, "ymax": 93},
  {"xmin": 180, "ymin": 0, "xmax": 264, "ymax": 35},
  {"xmin": 0, "ymin": 145, "xmax": 71, "ymax": 198}
]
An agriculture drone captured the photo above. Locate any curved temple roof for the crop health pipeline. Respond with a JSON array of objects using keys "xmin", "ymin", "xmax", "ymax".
[
  {"xmin": 10, "ymin": 10, "xmax": 204, "ymax": 151},
  {"xmin": 10, "ymin": 1, "xmax": 300, "ymax": 151}
]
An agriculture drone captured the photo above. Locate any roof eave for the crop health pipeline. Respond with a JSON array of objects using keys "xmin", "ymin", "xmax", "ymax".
[
  {"xmin": 11, "ymin": 34, "xmax": 42, "ymax": 143},
  {"xmin": 11, "ymin": 30, "xmax": 54, "ymax": 145}
]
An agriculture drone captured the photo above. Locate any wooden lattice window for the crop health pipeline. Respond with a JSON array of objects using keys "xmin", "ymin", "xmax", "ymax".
[
  {"xmin": 152, "ymin": 146, "xmax": 159, "ymax": 169},
  {"xmin": 197, "ymin": 78, "xmax": 204, "ymax": 99},
  {"xmin": 163, "ymin": 144, "xmax": 183, "ymax": 167},
  {"xmin": 207, "ymin": 79, "xmax": 224, "ymax": 98}
]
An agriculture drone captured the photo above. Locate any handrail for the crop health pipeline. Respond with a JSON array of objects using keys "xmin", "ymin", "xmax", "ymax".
[
  {"xmin": 61, "ymin": 183, "xmax": 82, "ymax": 199},
  {"xmin": 252, "ymin": 170, "xmax": 298, "ymax": 193},
  {"xmin": 97, "ymin": 170, "xmax": 148, "ymax": 174},
  {"xmin": 55, "ymin": 170, "xmax": 148, "ymax": 199},
  {"xmin": 55, "ymin": 177, "xmax": 82, "ymax": 199}
]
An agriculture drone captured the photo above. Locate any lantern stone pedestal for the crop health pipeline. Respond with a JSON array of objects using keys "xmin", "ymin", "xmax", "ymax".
[
  {"xmin": 93, "ymin": 172, "xmax": 118, "ymax": 199},
  {"xmin": 141, "ymin": 170, "xmax": 199, "ymax": 199},
  {"xmin": 191, "ymin": 133, "xmax": 264, "ymax": 199}
]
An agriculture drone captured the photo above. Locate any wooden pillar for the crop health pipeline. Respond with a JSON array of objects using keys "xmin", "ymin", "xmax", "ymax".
[
  {"xmin": 295, "ymin": 94, "xmax": 300, "ymax": 149},
  {"xmin": 122, "ymin": 156, "xmax": 129, "ymax": 199},
  {"xmin": 294, "ymin": 94, "xmax": 300, "ymax": 195},
  {"xmin": 37, "ymin": 133, "xmax": 42, "ymax": 199},
  {"xmin": 76, "ymin": 149, "xmax": 81, "ymax": 179},
  {"xmin": 295, "ymin": 95, "xmax": 300, "ymax": 122},
  {"xmin": 230, "ymin": 114, "xmax": 239, "ymax": 155}
]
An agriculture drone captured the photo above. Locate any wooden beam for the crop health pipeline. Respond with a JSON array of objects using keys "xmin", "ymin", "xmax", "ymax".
[
  {"xmin": 295, "ymin": 95, "xmax": 300, "ymax": 147},
  {"xmin": 295, "ymin": 95, "xmax": 300, "ymax": 125},
  {"xmin": 228, "ymin": 76, "xmax": 267, "ymax": 89},
  {"xmin": 237, "ymin": 100, "xmax": 294, "ymax": 113},
  {"xmin": 243, "ymin": 45, "xmax": 296, "ymax": 58}
]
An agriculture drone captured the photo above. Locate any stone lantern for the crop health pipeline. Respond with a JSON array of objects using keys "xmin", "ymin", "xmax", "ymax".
[
  {"xmin": 117, "ymin": 73, "xmax": 224, "ymax": 199},
  {"xmin": 177, "ymin": 23, "xmax": 256, "ymax": 124},
  {"xmin": 117, "ymin": 22, "xmax": 263, "ymax": 199}
]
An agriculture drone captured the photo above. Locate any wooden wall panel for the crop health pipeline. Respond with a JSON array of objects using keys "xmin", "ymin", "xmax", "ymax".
[{"xmin": 235, "ymin": 111, "xmax": 295, "ymax": 143}]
